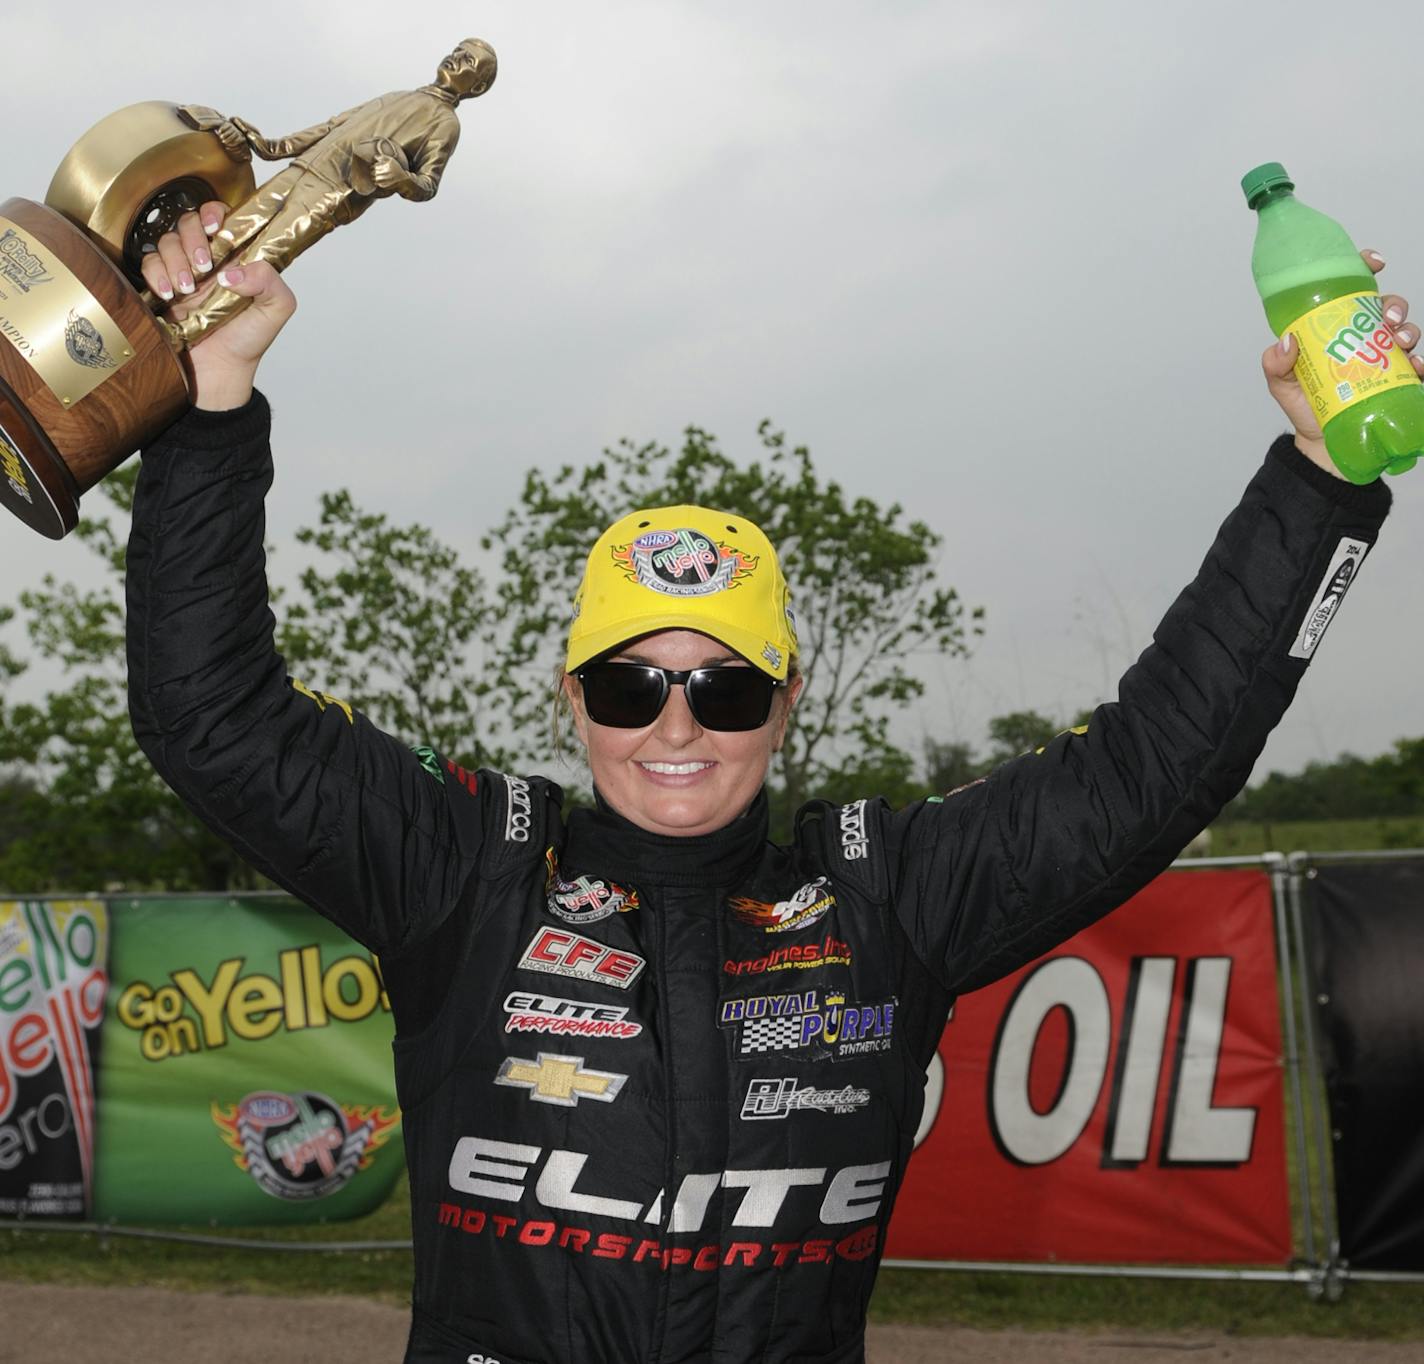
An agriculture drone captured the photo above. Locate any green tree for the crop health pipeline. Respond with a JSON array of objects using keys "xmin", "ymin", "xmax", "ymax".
[
  {"xmin": 1388, "ymin": 737, "xmax": 1424, "ymax": 810},
  {"xmin": 0, "ymin": 470, "xmax": 258, "ymax": 892},
  {"xmin": 919, "ymin": 705, "xmax": 1097, "ymax": 799},
  {"xmin": 923, "ymin": 737, "xmax": 983, "ymax": 793},
  {"xmin": 278, "ymin": 490, "xmax": 509, "ymax": 768},
  {"xmin": 2, "ymin": 420, "xmax": 986, "ymax": 882},
  {"xmin": 485, "ymin": 421, "xmax": 984, "ymax": 830},
  {"xmin": 985, "ymin": 709, "xmax": 1061, "ymax": 765},
  {"xmin": 1221, "ymin": 739, "xmax": 1424, "ymax": 823}
]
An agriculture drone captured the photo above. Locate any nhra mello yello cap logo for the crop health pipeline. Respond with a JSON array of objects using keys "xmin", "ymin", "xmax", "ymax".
[{"xmin": 565, "ymin": 505, "xmax": 798, "ymax": 681}]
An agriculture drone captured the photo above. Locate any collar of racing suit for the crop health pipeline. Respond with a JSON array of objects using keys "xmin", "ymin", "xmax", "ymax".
[{"xmin": 562, "ymin": 785, "xmax": 770, "ymax": 889}]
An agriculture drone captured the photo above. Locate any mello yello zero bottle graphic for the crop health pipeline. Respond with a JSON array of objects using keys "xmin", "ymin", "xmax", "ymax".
[{"xmin": 1244, "ymin": 161, "xmax": 1423, "ymax": 483}]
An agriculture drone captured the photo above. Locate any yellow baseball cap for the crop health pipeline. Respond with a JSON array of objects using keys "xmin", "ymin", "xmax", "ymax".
[{"xmin": 565, "ymin": 505, "xmax": 799, "ymax": 680}]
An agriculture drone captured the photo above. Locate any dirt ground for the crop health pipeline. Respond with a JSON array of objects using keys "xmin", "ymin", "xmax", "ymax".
[{"xmin": 2, "ymin": 1283, "xmax": 1421, "ymax": 1363}]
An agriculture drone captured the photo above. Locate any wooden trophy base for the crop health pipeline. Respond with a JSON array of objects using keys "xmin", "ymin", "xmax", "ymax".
[{"xmin": 0, "ymin": 197, "xmax": 189, "ymax": 539}]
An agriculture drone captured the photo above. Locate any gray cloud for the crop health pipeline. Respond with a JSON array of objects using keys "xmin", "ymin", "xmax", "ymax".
[{"xmin": 2, "ymin": 0, "xmax": 1420, "ymax": 786}]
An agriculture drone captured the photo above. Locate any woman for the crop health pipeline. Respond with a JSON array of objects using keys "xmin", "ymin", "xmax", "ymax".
[{"xmin": 127, "ymin": 207, "xmax": 1399, "ymax": 1363}]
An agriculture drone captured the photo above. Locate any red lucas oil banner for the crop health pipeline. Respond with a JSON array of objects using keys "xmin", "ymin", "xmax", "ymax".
[{"xmin": 885, "ymin": 869, "xmax": 1292, "ymax": 1264}]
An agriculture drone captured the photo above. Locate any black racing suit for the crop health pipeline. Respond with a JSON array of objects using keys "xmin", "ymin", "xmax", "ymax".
[{"xmin": 126, "ymin": 395, "xmax": 1390, "ymax": 1363}]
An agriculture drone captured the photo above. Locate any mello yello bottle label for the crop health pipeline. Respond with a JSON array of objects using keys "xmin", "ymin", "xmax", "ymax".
[{"xmin": 1287, "ymin": 291, "xmax": 1421, "ymax": 425}]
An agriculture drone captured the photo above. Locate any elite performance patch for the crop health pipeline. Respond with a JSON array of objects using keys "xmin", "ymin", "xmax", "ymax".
[{"xmin": 1289, "ymin": 537, "xmax": 1368, "ymax": 660}]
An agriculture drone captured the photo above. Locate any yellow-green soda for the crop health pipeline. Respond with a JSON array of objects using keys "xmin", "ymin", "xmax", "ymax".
[{"xmin": 1243, "ymin": 161, "xmax": 1421, "ymax": 482}]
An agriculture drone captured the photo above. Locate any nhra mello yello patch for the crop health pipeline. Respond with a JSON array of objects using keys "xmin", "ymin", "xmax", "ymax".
[
  {"xmin": 729, "ymin": 878, "xmax": 835, "ymax": 933},
  {"xmin": 612, "ymin": 528, "xmax": 758, "ymax": 598},
  {"xmin": 211, "ymin": 1089, "xmax": 400, "ymax": 1201},
  {"xmin": 544, "ymin": 849, "xmax": 639, "ymax": 925}
]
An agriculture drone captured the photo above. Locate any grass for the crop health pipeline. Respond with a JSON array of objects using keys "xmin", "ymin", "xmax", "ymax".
[
  {"xmin": 0, "ymin": 1173, "xmax": 416, "ymax": 1307},
  {"xmin": 1207, "ymin": 817, "xmax": 1424, "ymax": 856}
]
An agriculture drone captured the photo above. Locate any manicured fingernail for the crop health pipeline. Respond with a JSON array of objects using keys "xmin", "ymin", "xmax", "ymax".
[
  {"xmin": 217, "ymin": 267, "xmax": 244, "ymax": 287},
  {"xmin": 1366, "ymin": 251, "xmax": 1385, "ymax": 265},
  {"xmin": 194, "ymin": 249, "xmax": 211, "ymax": 273},
  {"xmin": 203, "ymin": 218, "xmax": 220, "ymax": 236},
  {"xmin": 177, "ymin": 271, "xmax": 194, "ymax": 294},
  {"xmin": 157, "ymin": 281, "xmax": 174, "ymax": 301},
  {"xmin": 1386, "ymin": 306, "xmax": 1403, "ymax": 323},
  {"xmin": 1279, "ymin": 334, "xmax": 1291, "ymax": 353}
]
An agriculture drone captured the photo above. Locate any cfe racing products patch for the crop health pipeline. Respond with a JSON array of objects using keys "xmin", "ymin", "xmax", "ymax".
[{"xmin": 211, "ymin": 1089, "xmax": 400, "ymax": 1201}]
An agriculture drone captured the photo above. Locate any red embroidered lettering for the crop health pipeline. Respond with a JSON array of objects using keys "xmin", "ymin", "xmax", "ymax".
[
  {"xmin": 564, "ymin": 940, "xmax": 602, "ymax": 969},
  {"xmin": 593, "ymin": 1233, "xmax": 632, "ymax": 1259},
  {"xmin": 600, "ymin": 951, "xmax": 638, "ymax": 981},
  {"xmin": 529, "ymin": 930, "xmax": 569, "ymax": 964},
  {"xmin": 558, "ymin": 1227, "xmax": 591, "ymax": 1252},
  {"xmin": 836, "ymin": 1226, "xmax": 879, "ymax": 1261},
  {"xmin": 693, "ymin": 1244, "xmax": 721, "ymax": 1272}
]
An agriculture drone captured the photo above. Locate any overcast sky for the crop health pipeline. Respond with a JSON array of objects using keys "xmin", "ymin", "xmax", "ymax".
[{"xmin": 2, "ymin": 0, "xmax": 1420, "ymax": 789}]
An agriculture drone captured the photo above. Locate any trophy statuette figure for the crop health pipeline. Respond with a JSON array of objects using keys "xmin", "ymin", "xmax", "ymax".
[{"xmin": 0, "ymin": 38, "xmax": 495, "ymax": 540}]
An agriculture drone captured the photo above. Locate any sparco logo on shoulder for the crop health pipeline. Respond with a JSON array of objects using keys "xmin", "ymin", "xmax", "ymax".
[
  {"xmin": 504, "ymin": 774, "xmax": 532, "ymax": 842},
  {"xmin": 839, "ymin": 799, "xmax": 869, "ymax": 861}
]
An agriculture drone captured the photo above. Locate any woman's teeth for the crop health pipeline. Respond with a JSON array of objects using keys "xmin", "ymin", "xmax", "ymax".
[{"xmin": 640, "ymin": 761, "xmax": 714, "ymax": 775}]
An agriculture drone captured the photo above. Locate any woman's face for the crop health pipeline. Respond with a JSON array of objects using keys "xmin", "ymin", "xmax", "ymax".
[{"xmin": 564, "ymin": 629, "xmax": 800, "ymax": 838}]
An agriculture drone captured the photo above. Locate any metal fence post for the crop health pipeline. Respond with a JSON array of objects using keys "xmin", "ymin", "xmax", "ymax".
[
  {"xmin": 1287, "ymin": 851, "xmax": 1344, "ymax": 1300},
  {"xmin": 1265, "ymin": 850, "xmax": 1318, "ymax": 1281}
]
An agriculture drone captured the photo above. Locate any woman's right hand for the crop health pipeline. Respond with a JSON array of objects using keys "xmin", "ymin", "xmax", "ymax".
[{"xmin": 140, "ymin": 201, "xmax": 297, "ymax": 411}]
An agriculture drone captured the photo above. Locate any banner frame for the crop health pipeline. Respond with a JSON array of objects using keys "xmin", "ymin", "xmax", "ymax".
[{"xmin": 9, "ymin": 856, "xmax": 1423, "ymax": 1297}]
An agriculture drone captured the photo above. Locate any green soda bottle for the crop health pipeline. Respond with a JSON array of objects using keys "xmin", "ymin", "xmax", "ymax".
[{"xmin": 1243, "ymin": 161, "xmax": 1421, "ymax": 482}]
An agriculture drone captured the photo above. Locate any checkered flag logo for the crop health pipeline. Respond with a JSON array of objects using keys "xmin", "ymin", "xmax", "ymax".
[{"xmin": 739, "ymin": 1016, "xmax": 804, "ymax": 1055}]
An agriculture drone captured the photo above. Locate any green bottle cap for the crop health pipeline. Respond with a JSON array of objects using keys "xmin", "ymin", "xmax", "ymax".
[{"xmin": 1242, "ymin": 162, "xmax": 1294, "ymax": 209}]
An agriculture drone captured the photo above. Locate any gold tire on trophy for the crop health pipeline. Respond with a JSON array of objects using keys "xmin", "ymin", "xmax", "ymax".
[{"xmin": 0, "ymin": 197, "xmax": 188, "ymax": 539}]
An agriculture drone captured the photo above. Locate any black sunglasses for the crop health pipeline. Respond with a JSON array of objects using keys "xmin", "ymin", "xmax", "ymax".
[{"xmin": 576, "ymin": 662, "xmax": 785, "ymax": 732}]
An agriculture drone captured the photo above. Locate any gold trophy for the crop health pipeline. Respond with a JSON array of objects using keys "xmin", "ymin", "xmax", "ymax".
[{"xmin": 0, "ymin": 39, "xmax": 496, "ymax": 540}]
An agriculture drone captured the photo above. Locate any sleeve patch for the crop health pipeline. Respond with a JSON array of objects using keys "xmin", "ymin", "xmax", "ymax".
[
  {"xmin": 411, "ymin": 745, "xmax": 445, "ymax": 782},
  {"xmin": 1289, "ymin": 537, "xmax": 1369, "ymax": 661},
  {"xmin": 290, "ymin": 677, "xmax": 354, "ymax": 725},
  {"xmin": 445, "ymin": 759, "xmax": 478, "ymax": 797}
]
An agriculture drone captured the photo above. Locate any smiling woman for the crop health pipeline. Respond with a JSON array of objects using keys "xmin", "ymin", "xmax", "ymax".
[
  {"xmin": 122, "ymin": 193, "xmax": 1400, "ymax": 1361},
  {"xmin": 559, "ymin": 505, "xmax": 801, "ymax": 838}
]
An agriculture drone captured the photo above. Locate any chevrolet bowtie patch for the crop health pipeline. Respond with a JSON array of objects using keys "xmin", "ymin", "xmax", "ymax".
[{"xmin": 494, "ymin": 1052, "xmax": 628, "ymax": 1107}]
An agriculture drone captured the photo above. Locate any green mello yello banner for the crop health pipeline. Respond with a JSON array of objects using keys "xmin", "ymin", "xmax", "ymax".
[{"xmin": 0, "ymin": 897, "xmax": 402, "ymax": 1225}]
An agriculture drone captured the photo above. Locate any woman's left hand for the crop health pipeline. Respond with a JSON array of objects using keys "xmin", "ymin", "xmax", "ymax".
[{"xmin": 1261, "ymin": 249, "xmax": 1424, "ymax": 478}]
